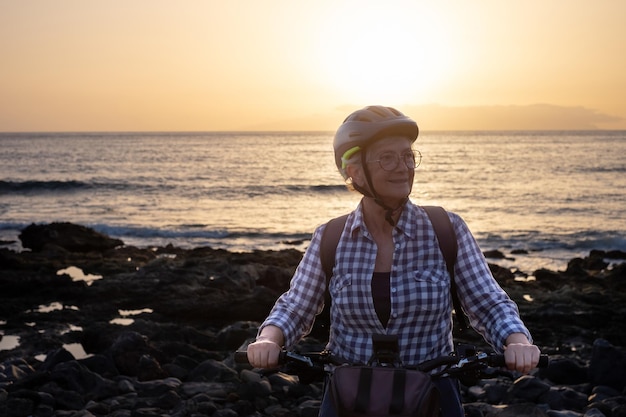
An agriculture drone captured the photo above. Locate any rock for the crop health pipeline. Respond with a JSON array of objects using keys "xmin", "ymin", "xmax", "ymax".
[
  {"xmin": 507, "ymin": 375, "xmax": 551, "ymax": 402},
  {"xmin": 533, "ymin": 268, "xmax": 564, "ymax": 290},
  {"xmin": 134, "ymin": 377, "xmax": 182, "ymax": 397},
  {"xmin": 215, "ymin": 322, "xmax": 259, "ymax": 350},
  {"xmin": 567, "ymin": 257, "xmax": 608, "ymax": 276},
  {"xmin": 49, "ymin": 360, "xmax": 117, "ymax": 400},
  {"xmin": 19, "ymin": 222, "xmax": 123, "ymax": 252},
  {"xmin": 489, "ymin": 263, "xmax": 516, "ymax": 283},
  {"xmin": 110, "ymin": 331, "xmax": 165, "ymax": 379},
  {"xmin": 542, "ymin": 386, "xmax": 589, "ymax": 412},
  {"xmin": 5, "ymin": 392, "xmax": 36, "ymax": 417},
  {"xmin": 40, "ymin": 347, "xmax": 76, "ymax": 371},
  {"xmin": 1, "ymin": 223, "xmax": 626, "ymax": 416},
  {"xmin": 483, "ymin": 250, "xmax": 507, "ymax": 259},
  {"xmin": 584, "ymin": 408, "xmax": 608, "ymax": 417},
  {"xmin": 590, "ymin": 339, "xmax": 626, "ymax": 391},
  {"xmin": 538, "ymin": 357, "xmax": 589, "ymax": 385},
  {"xmin": 180, "ymin": 381, "xmax": 233, "ymax": 398},
  {"xmin": 187, "ymin": 359, "xmax": 239, "ymax": 383}
]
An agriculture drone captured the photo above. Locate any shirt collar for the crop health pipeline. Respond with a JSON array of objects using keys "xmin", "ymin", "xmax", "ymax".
[
  {"xmin": 348, "ymin": 199, "xmax": 419, "ymax": 239},
  {"xmin": 395, "ymin": 202, "xmax": 419, "ymax": 239}
]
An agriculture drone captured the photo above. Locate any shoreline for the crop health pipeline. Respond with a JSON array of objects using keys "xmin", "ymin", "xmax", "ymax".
[
  {"xmin": 2, "ymin": 222, "xmax": 626, "ymax": 348},
  {"xmin": 0, "ymin": 224, "xmax": 608, "ymax": 277}
]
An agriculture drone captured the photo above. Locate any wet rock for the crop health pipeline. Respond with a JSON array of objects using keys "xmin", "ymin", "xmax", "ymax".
[
  {"xmin": 19, "ymin": 222, "xmax": 123, "ymax": 253},
  {"xmin": 483, "ymin": 250, "xmax": 507, "ymax": 259}
]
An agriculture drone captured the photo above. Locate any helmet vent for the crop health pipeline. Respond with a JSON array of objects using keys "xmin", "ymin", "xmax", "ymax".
[
  {"xmin": 367, "ymin": 106, "xmax": 389, "ymax": 117},
  {"xmin": 388, "ymin": 107, "xmax": 401, "ymax": 116}
]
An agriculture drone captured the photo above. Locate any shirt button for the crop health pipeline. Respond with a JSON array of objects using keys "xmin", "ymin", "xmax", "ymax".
[
  {"xmin": 391, "ymin": 287, "xmax": 397, "ymax": 293},
  {"xmin": 395, "ymin": 243, "xmax": 400, "ymax": 250},
  {"xmin": 392, "ymin": 313, "xmax": 398, "ymax": 318}
]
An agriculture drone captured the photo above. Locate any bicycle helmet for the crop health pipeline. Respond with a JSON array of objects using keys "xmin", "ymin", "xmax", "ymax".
[
  {"xmin": 333, "ymin": 106, "xmax": 419, "ymax": 226},
  {"xmin": 333, "ymin": 105, "xmax": 419, "ymax": 178}
]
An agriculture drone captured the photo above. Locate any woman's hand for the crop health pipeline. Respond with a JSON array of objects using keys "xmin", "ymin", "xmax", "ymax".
[
  {"xmin": 504, "ymin": 333, "xmax": 541, "ymax": 374},
  {"xmin": 247, "ymin": 325, "xmax": 284, "ymax": 369}
]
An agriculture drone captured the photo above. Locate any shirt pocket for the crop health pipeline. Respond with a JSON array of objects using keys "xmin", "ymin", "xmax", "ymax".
[
  {"xmin": 329, "ymin": 273, "xmax": 370, "ymax": 326},
  {"xmin": 405, "ymin": 266, "xmax": 450, "ymax": 314},
  {"xmin": 329, "ymin": 273, "xmax": 352, "ymax": 296}
]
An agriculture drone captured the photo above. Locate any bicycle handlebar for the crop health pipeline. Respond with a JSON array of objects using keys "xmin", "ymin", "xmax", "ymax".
[
  {"xmin": 234, "ymin": 349, "xmax": 549, "ymax": 374},
  {"xmin": 234, "ymin": 350, "xmax": 326, "ymax": 367}
]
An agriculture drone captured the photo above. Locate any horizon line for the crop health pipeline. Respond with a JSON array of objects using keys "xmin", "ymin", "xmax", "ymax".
[{"xmin": 2, "ymin": 128, "xmax": 626, "ymax": 134}]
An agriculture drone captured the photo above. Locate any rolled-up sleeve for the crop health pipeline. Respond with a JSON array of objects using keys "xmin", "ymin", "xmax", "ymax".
[
  {"xmin": 259, "ymin": 225, "xmax": 328, "ymax": 348},
  {"xmin": 451, "ymin": 213, "xmax": 532, "ymax": 352}
]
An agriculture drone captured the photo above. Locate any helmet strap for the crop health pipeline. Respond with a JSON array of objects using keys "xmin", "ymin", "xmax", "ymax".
[{"xmin": 359, "ymin": 150, "xmax": 406, "ymax": 227}]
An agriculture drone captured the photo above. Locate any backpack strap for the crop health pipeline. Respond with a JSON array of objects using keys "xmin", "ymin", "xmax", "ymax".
[
  {"xmin": 313, "ymin": 214, "xmax": 348, "ymax": 338},
  {"xmin": 421, "ymin": 206, "xmax": 469, "ymax": 332},
  {"xmin": 319, "ymin": 207, "xmax": 470, "ymax": 336},
  {"xmin": 320, "ymin": 214, "xmax": 349, "ymax": 289}
]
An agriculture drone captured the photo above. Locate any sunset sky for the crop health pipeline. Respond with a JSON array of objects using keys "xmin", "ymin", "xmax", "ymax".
[{"xmin": 1, "ymin": 1, "xmax": 625, "ymax": 132}]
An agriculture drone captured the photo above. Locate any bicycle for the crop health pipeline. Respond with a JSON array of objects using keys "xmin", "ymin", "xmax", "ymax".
[
  {"xmin": 234, "ymin": 341, "xmax": 550, "ymax": 385},
  {"xmin": 235, "ymin": 340, "xmax": 549, "ymax": 417}
]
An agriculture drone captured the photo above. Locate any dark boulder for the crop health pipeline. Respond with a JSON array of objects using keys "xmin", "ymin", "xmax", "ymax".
[
  {"xmin": 19, "ymin": 222, "xmax": 123, "ymax": 252},
  {"xmin": 590, "ymin": 339, "xmax": 626, "ymax": 391}
]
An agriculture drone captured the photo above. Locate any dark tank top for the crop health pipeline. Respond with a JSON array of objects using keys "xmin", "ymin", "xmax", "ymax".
[{"xmin": 371, "ymin": 272, "xmax": 391, "ymax": 327}]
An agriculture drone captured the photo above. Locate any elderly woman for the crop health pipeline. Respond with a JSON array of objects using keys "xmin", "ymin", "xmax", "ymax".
[{"xmin": 246, "ymin": 105, "xmax": 541, "ymax": 417}]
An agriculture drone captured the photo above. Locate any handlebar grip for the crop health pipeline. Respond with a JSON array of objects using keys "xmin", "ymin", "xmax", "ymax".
[
  {"xmin": 234, "ymin": 350, "xmax": 250, "ymax": 364},
  {"xmin": 489, "ymin": 354, "xmax": 550, "ymax": 368},
  {"xmin": 234, "ymin": 350, "xmax": 291, "ymax": 366}
]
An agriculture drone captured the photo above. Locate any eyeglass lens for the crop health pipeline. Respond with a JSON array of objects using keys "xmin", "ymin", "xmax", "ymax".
[{"xmin": 376, "ymin": 150, "xmax": 422, "ymax": 171}]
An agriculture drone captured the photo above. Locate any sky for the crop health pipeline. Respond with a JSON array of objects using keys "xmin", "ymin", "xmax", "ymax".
[{"xmin": 1, "ymin": 1, "xmax": 625, "ymax": 132}]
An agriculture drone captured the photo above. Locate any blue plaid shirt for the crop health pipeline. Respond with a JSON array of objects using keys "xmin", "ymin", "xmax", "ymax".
[{"xmin": 261, "ymin": 201, "xmax": 531, "ymax": 366}]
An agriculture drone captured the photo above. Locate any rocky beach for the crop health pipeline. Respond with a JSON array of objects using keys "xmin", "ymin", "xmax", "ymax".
[{"xmin": 1, "ymin": 222, "xmax": 625, "ymax": 417}]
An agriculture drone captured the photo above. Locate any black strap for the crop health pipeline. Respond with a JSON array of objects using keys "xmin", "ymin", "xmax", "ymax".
[
  {"xmin": 319, "ymin": 206, "xmax": 469, "ymax": 336},
  {"xmin": 320, "ymin": 214, "xmax": 349, "ymax": 280},
  {"xmin": 422, "ymin": 206, "xmax": 457, "ymax": 281},
  {"xmin": 355, "ymin": 367, "xmax": 372, "ymax": 413},
  {"xmin": 421, "ymin": 206, "xmax": 469, "ymax": 332},
  {"xmin": 390, "ymin": 369, "xmax": 406, "ymax": 414},
  {"xmin": 320, "ymin": 214, "xmax": 349, "ymax": 315}
]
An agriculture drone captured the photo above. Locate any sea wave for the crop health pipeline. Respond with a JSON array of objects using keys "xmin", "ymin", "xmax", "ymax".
[
  {"xmin": 89, "ymin": 224, "xmax": 310, "ymax": 245},
  {"xmin": 0, "ymin": 221, "xmax": 313, "ymax": 252},
  {"xmin": 0, "ymin": 180, "xmax": 347, "ymax": 197},
  {"xmin": 3, "ymin": 219, "xmax": 623, "ymax": 256},
  {"xmin": 0, "ymin": 180, "xmax": 93, "ymax": 193},
  {"xmin": 475, "ymin": 229, "xmax": 626, "ymax": 254},
  {"xmin": 0, "ymin": 180, "xmax": 175, "ymax": 194},
  {"xmin": 237, "ymin": 184, "xmax": 348, "ymax": 198},
  {"xmin": 583, "ymin": 165, "xmax": 626, "ymax": 174},
  {"xmin": 286, "ymin": 184, "xmax": 347, "ymax": 194}
]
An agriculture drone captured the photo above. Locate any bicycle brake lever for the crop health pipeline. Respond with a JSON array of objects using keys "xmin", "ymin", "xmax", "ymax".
[
  {"xmin": 457, "ymin": 352, "xmax": 489, "ymax": 368},
  {"xmin": 284, "ymin": 351, "xmax": 314, "ymax": 367}
]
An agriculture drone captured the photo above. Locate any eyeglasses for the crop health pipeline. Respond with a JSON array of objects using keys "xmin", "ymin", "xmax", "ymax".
[{"xmin": 367, "ymin": 150, "xmax": 422, "ymax": 172}]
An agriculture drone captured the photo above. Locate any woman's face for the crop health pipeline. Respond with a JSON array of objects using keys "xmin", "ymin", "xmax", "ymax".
[{"xmin": 351, "ymin": 136, "xmax": 415, "ymax": 204}]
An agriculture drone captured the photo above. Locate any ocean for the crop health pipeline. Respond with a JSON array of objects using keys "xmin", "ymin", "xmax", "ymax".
[{"xmin": 1, "ymin": 131, "xmax": 625, "ymax": 274}]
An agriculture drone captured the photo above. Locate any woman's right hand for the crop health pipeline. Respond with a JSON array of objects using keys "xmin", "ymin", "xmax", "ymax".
[
  {"xmin": 247, "ymin": 325, "xmax": 285, "ymax": 368},
  {"xmin": 246, "ymin": 338, "xmax": 282, "ymax": 368}
]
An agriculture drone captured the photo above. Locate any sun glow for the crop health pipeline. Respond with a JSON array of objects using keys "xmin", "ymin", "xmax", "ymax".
[{"xmin": 315, "ymin": 3, "xmax": 457, "ymax": 104}]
